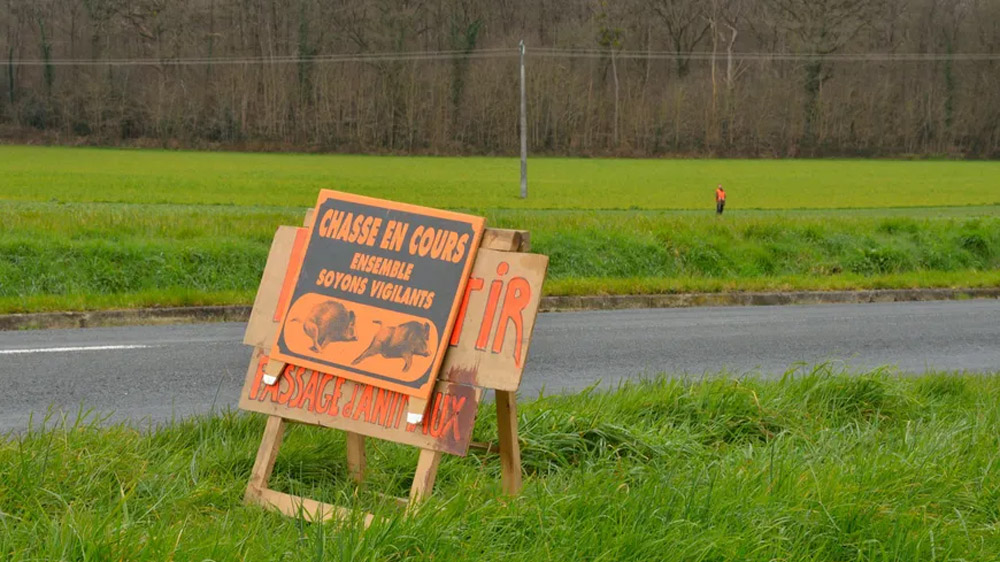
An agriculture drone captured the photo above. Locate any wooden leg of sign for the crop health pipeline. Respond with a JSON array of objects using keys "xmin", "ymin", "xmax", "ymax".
[
  {"xmin": 256, "ymin": 487, "xmax": 375, "ymax": 526},
  {"xmin": 469, "ymin": 440, "xmax": 496, "ymax": 453},
  {"xmin": 408, "ymin": 448, "xmax": 443, "ymax": 509},
  {"xmin": 345, "ymin": 432, "xmax": 366, "ymax": 484},
  {"xmin": 495, "ymin": 389, "xmax": 523, "ymax": 495},
  {"xmin": 374, "ymin": 491, "xmax": 411, "ymax": 510},
  {"xmin": 244, "ymin": 415, "xmax": 286, "ymax": 504},
  {"xmin": 244, "ymin": 417, "xmax": 378, "ymax": 526}
]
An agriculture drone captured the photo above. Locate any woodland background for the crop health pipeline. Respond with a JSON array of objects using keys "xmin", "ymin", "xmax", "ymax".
[{"xmin": 3, "ymin": 0, "xmax": 1000, "ymax": 157}]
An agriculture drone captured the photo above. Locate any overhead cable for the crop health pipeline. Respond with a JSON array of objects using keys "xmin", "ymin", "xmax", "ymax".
[{"xmin": 9, "ymin": 47, "xmax": 1000, "ymax": 66}]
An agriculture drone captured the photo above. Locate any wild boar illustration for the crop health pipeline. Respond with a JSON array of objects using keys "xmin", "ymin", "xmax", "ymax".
[
  {"xmin": 290, "ymin": 300, "xmax": 357, "ymax": 352},
  {"xmin": 352, "ymin": 320, "xmax": 431, "ymax": 372}
]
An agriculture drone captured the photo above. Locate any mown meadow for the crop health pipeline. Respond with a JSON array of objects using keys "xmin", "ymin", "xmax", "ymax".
[
  {"xmin": 2, "ymin": 366, "xmax": 999, "ymax": 560},
  {"xmin": 5, "ymin": 146, "xmax": 1000, "ymax": 209},
  {"xmin": 1, "ymin": 146, "xmax": 999, "ymax": 313}
]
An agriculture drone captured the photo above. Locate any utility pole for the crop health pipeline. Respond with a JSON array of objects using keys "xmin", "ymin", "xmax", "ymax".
[{"xmin": 519, "ymin": 40, "xmax": 527, "ymax": 199}]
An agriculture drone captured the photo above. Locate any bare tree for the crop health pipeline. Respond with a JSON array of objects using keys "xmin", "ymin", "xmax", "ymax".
[
  {"xmin": 595, "ymin": 1, "xmax": 624, "ymax": 147},
  {"xmin": 721, "ymin": 0, "xmax": 748, "ymax": 145},
  {"xmin": 762, "ymin": 0, "xmax": 885, "ymax": 148},
  {"xmin": 651, "ymin": 0, "xmax": 710, "ymax": 78},
  {"xmin": 2, "ymin": 0, "xmax": 1000, "ymax": 157},
  {"xmin": 448, "ymin": 0, "xmax": 483, "ymax": 142}
]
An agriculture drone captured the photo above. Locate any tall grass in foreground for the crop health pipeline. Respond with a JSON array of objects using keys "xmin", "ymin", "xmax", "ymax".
[
  {"xmin": 2, "ymin": 201, "xmax": 999, "ymax": 312},
  {"xmin": 2, "ymin": 367, "xmax": 999, "ymax": 560}
]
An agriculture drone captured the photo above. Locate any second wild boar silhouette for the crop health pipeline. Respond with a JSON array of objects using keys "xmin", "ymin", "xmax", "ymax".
[
  {"xmin": 352, "ymin": 320, "xmax": 431, "ymax": 372},
  {"xmin": 290, "ymin": 300, "xmax": 357, "ymax": 352}
]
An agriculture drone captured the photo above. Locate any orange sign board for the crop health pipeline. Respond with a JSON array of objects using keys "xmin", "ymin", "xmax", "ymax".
[{"xmin": 269, "ymin": 190, "xmax": 486, "ymax": 400}]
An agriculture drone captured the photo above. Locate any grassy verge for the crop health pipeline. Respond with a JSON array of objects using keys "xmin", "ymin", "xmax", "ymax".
[
  {"xmin": 2, "ymin": 202, "xmax": 999, "ymax": 313},
  {"xmin": 3, "ymin": 146, "xmax": 1000, "ymax": 313},
  {"xmin": 3, "ymin": 367, "xmax": 1000, "ymax": 560}
]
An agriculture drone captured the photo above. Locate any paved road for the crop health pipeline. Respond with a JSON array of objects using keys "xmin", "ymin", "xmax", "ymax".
[{"xmin": 1, "ymin": 300, "xmax": 998, "ymax": 432}]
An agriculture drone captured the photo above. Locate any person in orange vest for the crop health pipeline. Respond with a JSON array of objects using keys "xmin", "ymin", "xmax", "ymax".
[{"xmin": 715, "ymin": 184, "xmax": 726, "ymax": 215}]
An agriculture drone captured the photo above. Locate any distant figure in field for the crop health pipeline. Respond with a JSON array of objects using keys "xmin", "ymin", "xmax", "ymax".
[{"xmin": 715, "ymin": 184, "xmax": 726, "ymax": 215}]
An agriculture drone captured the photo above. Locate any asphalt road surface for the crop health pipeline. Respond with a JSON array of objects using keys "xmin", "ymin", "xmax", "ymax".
[{"xmin": 1, "ymin": 300, "xmax": 998, "ymax": 433}]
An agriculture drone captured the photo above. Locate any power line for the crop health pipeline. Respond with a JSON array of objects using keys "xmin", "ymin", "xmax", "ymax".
[
  {"xmin": 531, "ymin": 48, "xmax": 1000, "ymax": 62},
  {"xmin": 9, "ymin": 47, "xmax": 1000, "ymax": 66},
  {"xmin": 8, "ymin": 48, "xmax": 519, "ymax": 66}
]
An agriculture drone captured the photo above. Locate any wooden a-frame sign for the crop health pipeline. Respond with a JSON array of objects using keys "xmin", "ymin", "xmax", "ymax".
[{"xmin": 239, "ymin": 205, "xmax": 548, "ymax": 523}]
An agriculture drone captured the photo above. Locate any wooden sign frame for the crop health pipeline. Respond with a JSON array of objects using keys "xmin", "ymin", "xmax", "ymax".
[{"xmin": 243, "ymin": 217, "xmax": 539, "ymax": 523}]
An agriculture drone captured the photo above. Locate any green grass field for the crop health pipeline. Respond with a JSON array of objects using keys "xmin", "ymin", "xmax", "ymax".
[
  {"xmin": 2, "ymin": 146, "xmax": 999, "ymax": 313},
  {"xmin": 3, "ymin": 367, "xmax": 999, "ymax": 560},
  {"xmin": 4, "ymin": 145, "xmax": 1000, "ymax": 209}
]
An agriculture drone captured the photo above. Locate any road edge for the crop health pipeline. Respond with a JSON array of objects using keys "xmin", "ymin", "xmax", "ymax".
[
  {"xmin": 540, "ymin": 287, "xmax": 1000, "ymax": 311},
  {"xmin": 0, "ymin": 305, "xmax": 254, "ymax": 331},
  {"xmin": 2, "ymin": 287, "xmax": 998, "ymax": 331}
]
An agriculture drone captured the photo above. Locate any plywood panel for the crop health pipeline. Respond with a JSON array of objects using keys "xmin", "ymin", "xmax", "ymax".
[
  {"xmin": 240, "ymin": 348, "xmax": 481, "ymax": 456},
  {"xmin": 438, "ymin": 249, "xmax": 549, "ymax": 391}
]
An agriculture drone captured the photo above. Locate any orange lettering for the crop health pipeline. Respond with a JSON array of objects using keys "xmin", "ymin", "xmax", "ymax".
[
  {"xmin": 352, "ymin": 385, "xmax": 374, "ymax": 421},
  {"xmin": 476, "ymin": 263, "xmax": 508, "ymax": 350},
  {"xmin": 439, "ymin": 395, "xmax": 467, "ymax": 441},
  {"xmin": 451, "ymin": 277, "xmax": 484, "ymax": 346},
  {"xmin": 342, "ymin": 383, "xmax": 359, "ymax": 418},
  {"xmin": 428, "ymin": 392, "xmax": 446, "ymax": 438},
  {"xmin": 492, "ymin": 277, "xmax": 530, "ymax": 365},
  {"xmin": 371, "ymin": 388, "xmax": 393, "ymax": 425},
  {"xmin": 249, "ymin": 354, "xmax": 270, "ymax": 400},
  {"xmin": 295, "ymin": 371, "xmax": 320, "ymax": 410},
  {"xmin": 327, "ymin": 377, "xmax": 345, "ymax": 417}
]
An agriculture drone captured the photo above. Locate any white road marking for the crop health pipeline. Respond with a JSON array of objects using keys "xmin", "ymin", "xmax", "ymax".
[{"xmin": 0, "ymin": 344, "xmax": 152, "ymax": 355}]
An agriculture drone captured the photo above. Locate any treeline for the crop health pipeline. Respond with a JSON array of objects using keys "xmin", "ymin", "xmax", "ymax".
[{"xmin": 3, "ymin": 0, "xmax": 1000, "ymax": 157}]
